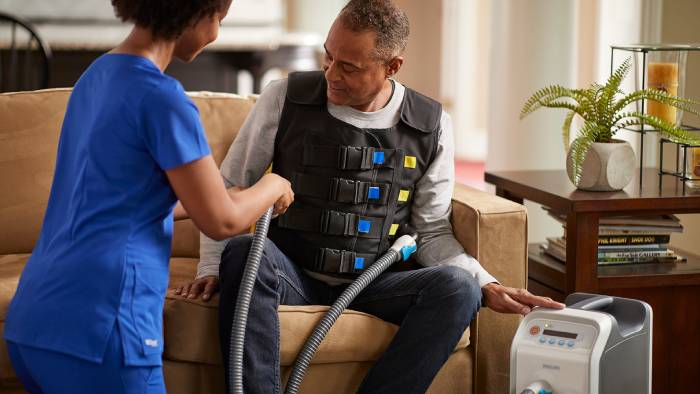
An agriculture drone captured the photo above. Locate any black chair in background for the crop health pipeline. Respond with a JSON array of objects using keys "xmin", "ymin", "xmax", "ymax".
[{"xmin": 0, "ymin": 11, "xmax": 51, "ymax": 92}]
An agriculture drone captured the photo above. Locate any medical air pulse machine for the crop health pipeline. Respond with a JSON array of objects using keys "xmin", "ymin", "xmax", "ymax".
[{"xmin": 510, "ymin": 293, "xmax": 652, "ymax": 394}]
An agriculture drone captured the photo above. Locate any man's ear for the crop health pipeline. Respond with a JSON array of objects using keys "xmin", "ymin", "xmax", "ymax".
[{"xmin": 385, "ymin": 56, "xmax": 404, "ymax": 78}]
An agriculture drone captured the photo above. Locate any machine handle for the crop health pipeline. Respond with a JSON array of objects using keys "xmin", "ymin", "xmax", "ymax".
[{"xmin": 569, "ymin": 295, "xmax": 613, "ymax": 311}]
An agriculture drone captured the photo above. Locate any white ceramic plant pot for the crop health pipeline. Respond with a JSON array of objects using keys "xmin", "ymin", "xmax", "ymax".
[{"xmin": 566, "ymin": 139, "xmax": 636, "ymax": 191}]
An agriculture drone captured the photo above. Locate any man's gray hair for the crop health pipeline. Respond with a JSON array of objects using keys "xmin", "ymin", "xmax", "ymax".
[{"xmin": 338, "ymin": 0, "xmax": 410, "ymax": 61}]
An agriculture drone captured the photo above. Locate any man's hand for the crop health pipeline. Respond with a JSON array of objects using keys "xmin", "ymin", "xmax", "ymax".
[
  {"xmin": 482, "ymin": 283, "xmax": 564, "ymax": 315},
  {"xmin": 175, "ymin": 276, "xmax": 219, "ymax": 301}
]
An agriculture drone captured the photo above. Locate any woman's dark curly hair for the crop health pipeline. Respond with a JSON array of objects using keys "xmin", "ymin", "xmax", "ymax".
[{"xmin": 112, "ymin": 0, "xmax": 229, "ymax": 40}]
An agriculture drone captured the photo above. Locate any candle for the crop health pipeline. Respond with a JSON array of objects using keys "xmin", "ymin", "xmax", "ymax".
[
  {"xmin": 647, "ymin": 62, "xmax": 679, "ymax": 125},
  {"xmin": 693, "ymin": 148, "xmax": 700, "ymax": 177}
]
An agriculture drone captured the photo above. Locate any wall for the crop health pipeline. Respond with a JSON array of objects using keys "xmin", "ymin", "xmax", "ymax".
[
  {"xmin": 486, "ymin": 0, "xmax": 578, "ymax": 244},
  {"xmin": 0, "ymin": 0, "xmax": 283, "ymax": 25},
  {"xmin": 286, "ymin": 0, "xmax": 345, "ymax": 39},
  {"xmin": 392, "ymin": 0, "xmax": 443, "ymax": 101},
  {"xmin": 441, "ymin": 0, "xmax": 490, "ymax": 161},
  {"xmin": 660, "ymin": 0, "xmax": 700, "ymax": 256}
]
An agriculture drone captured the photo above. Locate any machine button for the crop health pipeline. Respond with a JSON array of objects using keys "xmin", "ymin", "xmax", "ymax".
[
  {"xmin": 530, "ymin": 325, "xmax": 541, "ymax": 335},
  {"xmin": 558, "ymin": 339, "xmax": 565, "ymax": 346},
  {"xmin": 548, "ymin": 338, "xmax": 556, "ymax": 345},
  {"xmin": 567, "ymin": 340, "xmax": 575, "ymax": 348},
  {"xmin": 539, "ymin": 336, "xmax": 546, "ymax": 343}
]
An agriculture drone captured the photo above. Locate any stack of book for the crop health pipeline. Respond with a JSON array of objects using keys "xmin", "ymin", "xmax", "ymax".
[{"xmin": 542, "ymin": 208, "xmax": 685, "ymax": 266}]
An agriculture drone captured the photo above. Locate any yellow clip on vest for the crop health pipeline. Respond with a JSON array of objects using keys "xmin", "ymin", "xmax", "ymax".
[
  {"xmin": 389, "ymin": 223, "xmax": 399, "ymax": 236},
  {"xmin": 404, "ymin": 155, "xmax": 417, "ymax": 169}
]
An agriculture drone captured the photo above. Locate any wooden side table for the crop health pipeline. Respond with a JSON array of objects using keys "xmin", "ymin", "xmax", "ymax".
[{"xmin": 485, "ymin": 168, "xmax": 700, "ymax": 394}]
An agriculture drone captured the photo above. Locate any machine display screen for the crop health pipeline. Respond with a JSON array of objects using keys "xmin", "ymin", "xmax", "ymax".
[{"xmin": 542, "ymin": 329, "xmax": 578, "ymax": 339}]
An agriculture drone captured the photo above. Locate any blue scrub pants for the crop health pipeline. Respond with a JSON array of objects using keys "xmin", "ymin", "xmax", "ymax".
[{"xmin": 7, "ymin": 324, "xmax": 166, "ymax": 394}]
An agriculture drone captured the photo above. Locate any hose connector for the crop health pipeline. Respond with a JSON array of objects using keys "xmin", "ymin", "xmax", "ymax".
[
  {"xmin": 520, "ymin": 380, "xmax": 553, "ymax": 394},
  {"xmin": 389, "ymin": 225, "xmax": 418, "ymax": 262}
]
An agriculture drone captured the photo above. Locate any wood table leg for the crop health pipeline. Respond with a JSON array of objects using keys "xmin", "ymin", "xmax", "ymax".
[{"xmin": 565, "ymin": 212, "xmax": 599, "ymax": 294}]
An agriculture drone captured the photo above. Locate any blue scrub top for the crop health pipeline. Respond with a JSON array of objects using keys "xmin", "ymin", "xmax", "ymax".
[{"xmin": 4, "ymin": 54, "xmax": 211, "ymax": 366}]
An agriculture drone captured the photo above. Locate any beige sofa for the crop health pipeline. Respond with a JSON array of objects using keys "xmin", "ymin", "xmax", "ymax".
[{"xmin": 0, "ymin": 88, "xmax": 527, "ymax": 393}]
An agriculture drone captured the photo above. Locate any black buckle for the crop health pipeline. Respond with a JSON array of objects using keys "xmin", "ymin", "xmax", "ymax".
[
  {"xmin": 340, "ymin": 250, "xmax": 355, "ymax": 272},
  {"xmin": 342, "ymin": 213, "xmax": 358, "ymax": 236},
  {"xmin": 329, "ymin": 178, "xmax": 367, "ymax": 204},
  {"xmin": 315, "ymin": 248, "xmax": 357, "ymax": 273},
  {"xmin": 320, "ymin": 210, "xmax": 358, "ymax": 236},
  {"xmin": 360, "ymin": 147, "xmax": 375, "ymax": 170},
  {"xmin": 320, "ymin": 210, "xmax": 331, "ymax": 233},
  {"xmin": 337, "ymin": 146, "xmax": 349, "ymax": 169},
  {"xmin": 328, "ymin": 178, "xmax": 339, "ymax": 201},
  {"xmin": 337, "ymin": 146, "xmax": 375, "ymax": 170},
  {"xmin": 314, "ymin": 248, "xmax": 329, "ymax": 271}
]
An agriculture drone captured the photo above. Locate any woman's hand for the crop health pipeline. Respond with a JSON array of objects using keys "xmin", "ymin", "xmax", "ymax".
[
  {"xmin": 167, "ymin": 157, "xmax": 294, "ymax": 240},
  {"xmin": 259, "ymin": 173, "xmax": 294, "ymax": 215},
  {"xmin": 482, "ymin": 283, "xmax": 564, "ymax": 315},
  {"xmin": 174, "ymin": 276, "xmax": 219, "ymax": 301},
  {"xmin": 173, "ymin": 201, "xmax": 188, "ymax": 220}
]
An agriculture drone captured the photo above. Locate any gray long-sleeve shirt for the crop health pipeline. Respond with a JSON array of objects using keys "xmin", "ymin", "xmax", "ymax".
[{"xmin": 196, "ymin": 78, "xmax": 498, "ymax": 287}]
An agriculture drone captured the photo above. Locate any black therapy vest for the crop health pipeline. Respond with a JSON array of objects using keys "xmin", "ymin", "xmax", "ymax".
[{"xmin": 268, "ymin": 71, "xmax": 442, "ymax": 277}]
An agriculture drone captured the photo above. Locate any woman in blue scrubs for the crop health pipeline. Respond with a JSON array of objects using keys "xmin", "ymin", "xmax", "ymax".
[{"xmin": 3, "ymin": 1, "xmax": 294, "ymax": 392}]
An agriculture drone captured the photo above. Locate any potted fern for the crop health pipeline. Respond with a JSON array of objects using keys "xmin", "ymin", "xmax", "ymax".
[{"xmin": 521, "ymin": 58, "xmax": 700, "ymax": 191}]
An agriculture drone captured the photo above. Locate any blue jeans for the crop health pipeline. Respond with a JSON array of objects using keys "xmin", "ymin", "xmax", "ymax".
[
  {"xmin": 7, "ymin": 324, "xmax": 165, "ymax": 394},
  {"xmin": 219, "ymin": 235, "xmax": 482, "ymax": 394}
]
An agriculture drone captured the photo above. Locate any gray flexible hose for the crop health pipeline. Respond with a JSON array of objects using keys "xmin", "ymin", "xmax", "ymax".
[
  {"xmin": 229, "ymin": 207, "xmax": 273, "ymax": 394},
  {"xmin": 284, "ymin": 248, "xmax": 402, "ymax": 394}
]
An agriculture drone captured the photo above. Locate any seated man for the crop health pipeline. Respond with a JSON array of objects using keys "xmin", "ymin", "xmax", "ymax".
[{"xmin": 177, "ymin": 0, "xmax": 563, "ymax": 392}]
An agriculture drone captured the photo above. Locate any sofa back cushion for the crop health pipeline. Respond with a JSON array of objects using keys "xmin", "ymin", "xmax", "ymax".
[
  {"xmin": 0, "ymin": 88, "xmax": 253, "ymax": 257},
  {"xmin": 0, "ymin": 89, "xmax": 70, "ymax": 255}
]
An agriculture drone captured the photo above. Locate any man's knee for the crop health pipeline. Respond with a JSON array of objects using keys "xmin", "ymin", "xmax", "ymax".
[
  {"xmin": 220, "ymin": 234, "xmax": 254, "ymax": 280},
  {"xmin": 220, "ymin": 235, "xmax": 280, "ymax": 283},
  {"xmin": 431, "ymin": 265, "xmax": 482, "ymax": 310}
]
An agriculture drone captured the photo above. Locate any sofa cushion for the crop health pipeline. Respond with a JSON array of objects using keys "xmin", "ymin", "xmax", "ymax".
[
  {"xmin": 164, "ymin": 257, "xmax": 470, "ymax": 367},
  {"xmin": 0, "ymin": 254, "xmax": 29, "ymax": 380},
  {"xmin": 164, "ymin": 348, "xmax": 474, "ymax": 394},
  {"xmin": 0, "ymin": 90, "xmax": 71, "ymax": 256},
  {"xmin": 0, "ymin": 254, "xmax": 28, "ymax": 322}
]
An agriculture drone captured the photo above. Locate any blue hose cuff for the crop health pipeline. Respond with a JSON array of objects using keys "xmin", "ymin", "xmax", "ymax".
[{"xmin": 400, "ymin": 244, "xmax": 417, "ymax": 261}]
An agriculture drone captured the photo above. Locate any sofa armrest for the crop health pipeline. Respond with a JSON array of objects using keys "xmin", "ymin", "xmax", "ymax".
[{"xmin": 450, "ymin": 183, "xmax": 527, "ymax": 394}]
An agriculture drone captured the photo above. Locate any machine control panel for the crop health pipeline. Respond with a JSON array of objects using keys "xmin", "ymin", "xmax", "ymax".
[{"xmin": 525, "ymin": 319, "xmax": 597, "ymax": 351}]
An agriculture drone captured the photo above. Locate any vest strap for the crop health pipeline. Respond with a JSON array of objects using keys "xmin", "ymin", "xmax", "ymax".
[
  {"xmin": 308, "ymin": 248, "xmax": 378, "ymax": 273},
  {"xmin": 278, "ymin": 206, "xmax": 385, "ymax": 239},
  {"xmin": 293, "ymin": 173, "xmax": 391, "ymax": 205},
  {"xmin": 303, "ymin": 145, "xmax": 400, "ymax": 170}
]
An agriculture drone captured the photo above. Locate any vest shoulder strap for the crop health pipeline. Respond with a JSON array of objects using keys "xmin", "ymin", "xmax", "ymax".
[
  {"xmin": 285, "ymin": 71, "xmax": 442, "ymax": 134},
  {"xmin": 399, "ymin": 87, "xmax": 443, "ymax": 134},
  {"xmin": 287, "ymin": 71, "xmax": 326, "ymax": 105}
]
